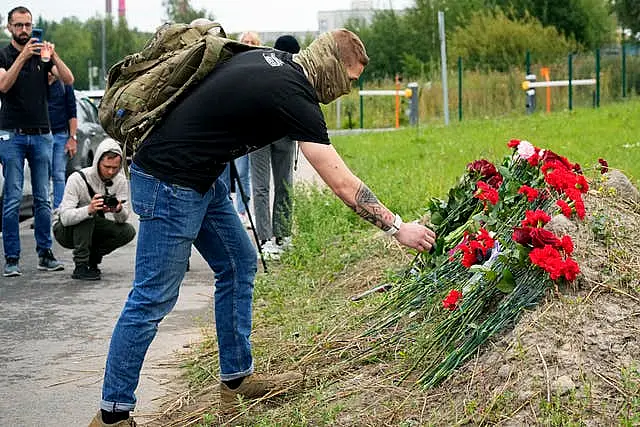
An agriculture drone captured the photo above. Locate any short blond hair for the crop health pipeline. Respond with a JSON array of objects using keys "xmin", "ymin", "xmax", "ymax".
[
  {"xmin": 332, "ymin": 29, "xmax": 369, "ymax": 68},
  {"xmin": 240, "ymin": 31, "xmax": 261, "ymax": 46}
]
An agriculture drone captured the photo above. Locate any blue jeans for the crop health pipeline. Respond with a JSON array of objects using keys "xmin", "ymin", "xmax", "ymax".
[
  {"xmin": 221, "ymin": 155, "xmax": 251, "ymax": 215},
  {"xmin": 51, "ymin": 131, "xmax": 69, "ymax": 209},
  {"xmin": 1, "ymin": 132, "xmax": 53, "ymax": 259},
  {"xmin": 101, "ymin": 163, "xmax": 257, "ymax": 411}
]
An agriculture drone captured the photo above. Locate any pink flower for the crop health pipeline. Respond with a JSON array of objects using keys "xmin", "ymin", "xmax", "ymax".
[{"xmin": 517, "ymin": 141, "xmax": 536, "ymax": 159}]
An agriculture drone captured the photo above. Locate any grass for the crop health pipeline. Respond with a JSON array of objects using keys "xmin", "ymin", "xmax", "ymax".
[{"xmin": 166, "ymin": 99, "xmax": 640, "ymax": 426}]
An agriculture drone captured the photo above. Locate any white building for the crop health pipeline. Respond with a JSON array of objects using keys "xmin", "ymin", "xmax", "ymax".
[
  {"xmin": 318, "ymin": 0, "xmax": 376, "ymax": 33},
  {"xmin": 318, "ymin": 0, "xmax": 407, "ymax": 33}
]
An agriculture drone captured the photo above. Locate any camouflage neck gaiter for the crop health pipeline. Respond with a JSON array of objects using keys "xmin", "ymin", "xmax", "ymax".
[{"xmin": 293, "ymin": 32, "xmax": 352, "ymax": 105}]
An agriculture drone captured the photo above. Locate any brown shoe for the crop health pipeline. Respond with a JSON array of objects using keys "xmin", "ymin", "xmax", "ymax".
[
  {"xmin": 88, "ymin": 411, "xmax": 137, "ymax": 426},
  {"xmin": 220, "ymin": 372, "xmax": 303, "ymax": 408}
]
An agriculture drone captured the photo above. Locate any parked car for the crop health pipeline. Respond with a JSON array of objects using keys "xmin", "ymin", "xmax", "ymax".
[
  {"xmin": 0, "ymin": 94, "xmax": 109, "ymax": 227},
  {"xmin": 75, "ymin": 89, "xmax": 104, "ymax": 108},
  {"xmin": 67, "ymin": 92, "xmax": 110, "ymax": 177}
]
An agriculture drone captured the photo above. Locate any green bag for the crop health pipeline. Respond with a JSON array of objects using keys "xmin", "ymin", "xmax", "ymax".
[{"xmin": 98, "ymin": 22, "xmax": 259, "ymax": 155}]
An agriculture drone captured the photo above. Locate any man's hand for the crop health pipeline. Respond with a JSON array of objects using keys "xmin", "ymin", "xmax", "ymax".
[
  {"xmin": 103, "ymin": 200, "xmax": 123, "ymax": 214},
  {"xmin": 394, "ymin": 222, "xmax": 436, "ymax": 252},
  {"xmin": 88, "ymin": 194, "xmax": 105, "ymax": 215},
  {"xmin": 65, "ymin": 137, "xmax": 77, "ymax": 158},
  {"xmin": 18, "ymin": 38, "xmax": 41, "ymax": 61}
]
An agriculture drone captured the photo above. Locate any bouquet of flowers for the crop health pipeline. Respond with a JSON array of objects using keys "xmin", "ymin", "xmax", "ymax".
[{"xmin": 369, "ymin": 139, "xmax": 590, "ymax": 388}]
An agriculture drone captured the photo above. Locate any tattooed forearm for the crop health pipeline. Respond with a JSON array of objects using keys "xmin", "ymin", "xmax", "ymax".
[{"xmin": 353, "ymin": 183, "xmax": 394, "ymax": 230}]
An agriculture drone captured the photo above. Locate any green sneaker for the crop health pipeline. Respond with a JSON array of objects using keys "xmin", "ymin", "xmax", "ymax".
[
  {"xmin": 3, "ymin": 259, "xmax": 22, "ymax": 277},
  {"xmin": 220, "ymin": 372, "xmax": 303, "ymax": 409}
]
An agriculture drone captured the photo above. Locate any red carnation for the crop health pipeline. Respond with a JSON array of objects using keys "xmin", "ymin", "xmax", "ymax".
[
  {"xmin": 556, "ymin": 199, "xmax": 573, "ymax": 217},
  {"xmin": 561, "ymin": 258, "xmax": 580, "ymax": 281},
  {"xmin": 477, "ymin": 228, "xmax": 495, "ymax": 248},
  {"xmin": 574, "ymin": 198, "xmax": 586, "ymax": 219},
  {"xmin": 560, "ymin": 235, "xmax": 574, "ymax": 255},
  {"xmin": 542, "ymin": 150, "xmax": 574, "ymax": 171},
  {"xmin": 457, "ymin": 229, "xmax": 495, "ymax": 268},
  {"xmin": 508, "ymin": 139, "xmax": 520, "ymax": 148},
  {"xmin": 521, "ymin": 210, "xmax": 551, "ymax": 227},
  {"xmin": 442, "ymin": 289, "xmax": 463, "ymax": 310},
  {"xmin": 518, "ymin": 185, "xmax": 539, "ymax": 202},
  {"xmin": 576, "ymin": 175, "xmax": 589, "ymax": 193},
  {"xmin": 529, "ymin": 245, "xmax": 564, "ymax": 279},
  {"xmin": 475, "ymin": 181, "xmax": 499, "ymax": 205}
]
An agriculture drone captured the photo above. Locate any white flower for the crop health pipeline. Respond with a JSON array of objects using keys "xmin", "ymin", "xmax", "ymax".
[{"xmin": 517, "ymin": 140, "xmax": 536, "ymax": 159}]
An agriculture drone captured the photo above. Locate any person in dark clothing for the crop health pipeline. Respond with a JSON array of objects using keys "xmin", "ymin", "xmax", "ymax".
[
  {"xmin": 89, "ymin": 28, "xmax": 436, "ymax": 427},
  {"xmin": 250, "ymin": 35, "xmax": 301, "ymax": 259},
  {"xmin": 47, "ymin": 71, "xmax": 77, "ymax": 208},
  {"xmin": 0, "ymin": 6, "xmax": 74, "ymax": 277}
]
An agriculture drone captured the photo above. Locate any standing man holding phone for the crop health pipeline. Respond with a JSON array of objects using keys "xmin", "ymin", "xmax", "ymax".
[{"xmin": 0, "ymin": 6, "xmax": 74, "ymax": 277}]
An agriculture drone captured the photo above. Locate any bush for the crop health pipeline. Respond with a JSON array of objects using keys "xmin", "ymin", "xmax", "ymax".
[{"xmin": 450, "ymin": 9, "xmax": 579, "ymax": 72}]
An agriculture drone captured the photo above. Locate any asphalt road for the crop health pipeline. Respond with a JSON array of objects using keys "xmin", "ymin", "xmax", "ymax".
[{"xmin": 0, "ymin": 216, "xmax": 214, "ymax": 427}]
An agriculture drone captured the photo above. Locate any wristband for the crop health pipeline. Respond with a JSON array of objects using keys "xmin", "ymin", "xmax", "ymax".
[{"xmin": 384, "ymin": 213, "xmax": 403, "ymax": 236}]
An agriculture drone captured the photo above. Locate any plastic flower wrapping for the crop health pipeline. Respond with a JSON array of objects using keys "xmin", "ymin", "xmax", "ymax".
[{"xmin": 368, "ymin": 139, "xmax": 589, "ymax": 388}]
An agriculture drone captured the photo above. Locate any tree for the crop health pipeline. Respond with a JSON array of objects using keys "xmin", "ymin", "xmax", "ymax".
[
  {"xmin": 47, "ymin": 18, "xmax": 94, "ymax": 89},
  {"xmin": 609, "ymin": 0, "xmax": 640, "ymax": 37},
  {"xmin": 449, "ymin": 9, "xmax": 578, "ymax": 71},
  {"xmin": 486, "ymin": 0, "xmax": 616, "ymax": 48},
  {"xmin": 162, "ymin": 0, "xmax": 214, "ymax": 24},
  {"xmin": 347, "ymin": 10, "xmax": 414, "ymax": 80},
  {"xmin": 402, "ymin": 0, "xmax": 487, "ymax": 76}
]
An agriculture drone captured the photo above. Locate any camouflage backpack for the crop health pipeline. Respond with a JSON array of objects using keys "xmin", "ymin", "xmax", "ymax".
[{"xmin": 98, "ymin": 22, "xmax": 259, "ymax": 155}]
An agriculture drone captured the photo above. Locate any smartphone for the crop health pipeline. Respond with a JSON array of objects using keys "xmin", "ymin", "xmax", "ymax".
[{"xmin": 32, "ymin": 28, "xmax": 43, "ymax": 42}]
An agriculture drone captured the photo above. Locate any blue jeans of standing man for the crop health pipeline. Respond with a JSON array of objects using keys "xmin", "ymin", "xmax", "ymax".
[
  {"xmin": 51, "ymin": 131, "xmax": 69, "ymax": 209},
  {"xmin": 233, "ymin": 154, "xmax": 251, "ymax": 215},
  {"xmin": 100, "ymin": 163, "xmax": 257, "ymax": 411},
  {"xmin": 1, "ymin": 132, "xmax": 53, "ymax": 260}
]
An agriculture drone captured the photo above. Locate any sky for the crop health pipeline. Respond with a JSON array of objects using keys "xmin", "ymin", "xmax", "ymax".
[{"xmin": 5, "ymin": 0, "xmax": 413, "ymax": 34}]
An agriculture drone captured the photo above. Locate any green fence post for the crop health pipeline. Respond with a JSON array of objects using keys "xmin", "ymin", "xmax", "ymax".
[
  {"xmin": 595, "ymin": 48, "xmax": 600, "ymax": 108},
  {"xmin": 458, "ymin": 56, "xmax": 462, "ymax": 121},
  {"xmin": 622, "ymin": 43, "xmax": 627, "ymax": 98},
  {"xmin": 359, "ymin": 77, "xmax": 364, "ymax": 129},
  {"xmin": 525, "ymin": 50, "xmax": 530, "ymax": 75},
  {"xmin": 568, "ymin": 53, "xmax": 573, "ymax": 111}
]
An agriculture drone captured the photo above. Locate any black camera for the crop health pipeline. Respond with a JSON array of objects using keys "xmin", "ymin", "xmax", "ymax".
[{"xmin": 102, "ymin": 194, "xmax": 119, "ymax": 209}]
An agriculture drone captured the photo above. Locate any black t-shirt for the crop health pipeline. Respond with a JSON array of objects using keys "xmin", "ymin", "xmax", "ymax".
[
  {"xmin": 134, "ymin": 49, "xmax": 330, "ymax": 194},
  {"xmin": 0, "ymin": 44, "xmax": 52, "ymax": 130}
]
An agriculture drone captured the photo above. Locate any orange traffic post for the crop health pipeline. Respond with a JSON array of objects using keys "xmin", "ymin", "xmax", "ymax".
[{"xmin": 540, "ymin": 67, "xmax": 551, "ymax": 113}]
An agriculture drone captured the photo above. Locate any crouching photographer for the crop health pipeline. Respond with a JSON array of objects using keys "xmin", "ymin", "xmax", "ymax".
[{"xmin": 53, "ymin": 139, "xmax": 135, "ymax": 280}]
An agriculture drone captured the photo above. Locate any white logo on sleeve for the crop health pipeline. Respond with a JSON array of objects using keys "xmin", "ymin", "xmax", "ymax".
[{"xmin": 263, "ymin": 52, "xmax": 284, "ymax": 67}]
